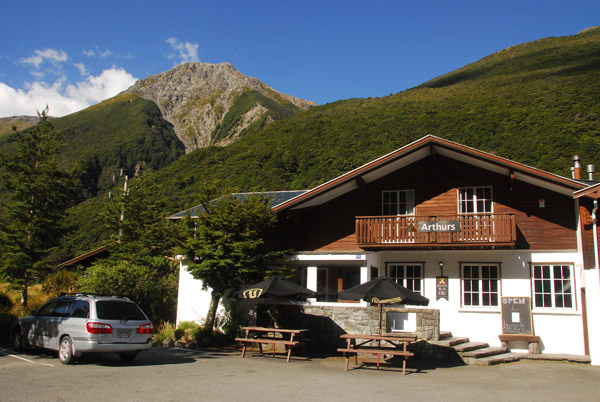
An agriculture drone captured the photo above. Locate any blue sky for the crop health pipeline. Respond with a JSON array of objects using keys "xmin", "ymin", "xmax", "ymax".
[{"xmin": 1, "ymin": 0, "xmax": 598, "ymax": 117}]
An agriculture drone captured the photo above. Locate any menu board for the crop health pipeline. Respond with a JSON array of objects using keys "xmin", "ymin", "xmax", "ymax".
[{"xmin": 501, "ymin": 297, "xmax": 533, "ymax": 335}]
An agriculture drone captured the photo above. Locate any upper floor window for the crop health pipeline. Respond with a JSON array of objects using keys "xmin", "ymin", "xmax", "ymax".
[
  {"xmin": 462, "ymin": 263, "xmax": 500, "ymax": 307},
  {"xmin": 387, "ymin": 263, "xmax": 423, "ymax": 295},
  {"xmin": 458, "ymin": 187, "xmax": 492, "ymax": 214},
  {"xmin": 532, "ymin": 264, "xmax": 573, "ymax": 309},
  {"xmin": 382, "ymin": 190, "xmax": 415, "ymax": 215}
]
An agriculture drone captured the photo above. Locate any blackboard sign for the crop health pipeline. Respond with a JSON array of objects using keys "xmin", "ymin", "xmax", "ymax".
[
  {"xmin": 501, "ymin": 297, "xmax": 533, "ymax": 335},
  {"xmin": 436, "ymin": 276, "xmax": 448, "ymax": 301}
]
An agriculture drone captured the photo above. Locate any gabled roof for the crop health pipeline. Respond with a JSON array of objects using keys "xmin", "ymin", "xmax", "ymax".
[
  {"xmin": 574, "ymin": 183, "xmax": 600, "ymax": 199},
  {"xmin": 59, "ymin": 246, "xmax": 109, "ymax": 267},
  {"xmin": 272, "ymin": 135, "xmax": 589, "ymax": 213},
  {"xmin": 168, "ymin": 190, "xmax": 308, "ymax": 219}
]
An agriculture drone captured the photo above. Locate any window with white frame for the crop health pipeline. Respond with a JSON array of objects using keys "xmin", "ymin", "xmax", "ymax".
[
  {"xmin": 461, "ymin": 263, "xmax": 500, "ymax": 307},
  {"xmin": 458, "ymin": 187, "xmax": 493, "ymax": 214},
  {"xmin": 382, "ymin": 190, "xmax": 415, "ymax": 215},
  {"xmin": 387, "ymin": 263, "xmax": 423, "ymax": 295},
  {"xmin": 532, "ymin": 264, "xmax": 573, "ymax": 309}
]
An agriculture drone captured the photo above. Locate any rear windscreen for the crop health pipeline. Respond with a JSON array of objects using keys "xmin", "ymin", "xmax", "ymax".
[{"xmin": 95, "ymin": 301, "xmax": 146, "ymax": 320}]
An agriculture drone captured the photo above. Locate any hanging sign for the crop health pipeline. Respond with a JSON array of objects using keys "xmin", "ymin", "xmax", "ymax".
[
  {"xmin": 436, "ymin": 276, "xmax": 448, "ymax": 300},
  {"xmin": 417, "ymin": 221, "xmax": 461, "ymax": 232}
]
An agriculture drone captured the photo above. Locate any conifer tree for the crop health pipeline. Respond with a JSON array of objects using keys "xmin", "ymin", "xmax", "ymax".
[
  {"xmin": 179, "ymin": 182, "xmax": 287, "ymax": 333},
  {"xmin": 0, "ymin": 108, "xmax": 79, "ymax": 306}
]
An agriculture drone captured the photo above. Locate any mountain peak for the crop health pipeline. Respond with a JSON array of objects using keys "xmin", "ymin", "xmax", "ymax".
[{"xmin": 126, "ymin": 62, "xmax": 315, "ymax": 151}]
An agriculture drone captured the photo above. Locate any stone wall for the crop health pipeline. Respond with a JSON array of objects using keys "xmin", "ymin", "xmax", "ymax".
[{"xmin": 255, "ymin": 304, "xmax": 440, "ymax": 352}]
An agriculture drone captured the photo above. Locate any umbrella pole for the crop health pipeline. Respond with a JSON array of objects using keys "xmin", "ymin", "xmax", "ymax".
[{"xmin": 379, "ymin": 304, "xmax": 383, "ymax": 336}]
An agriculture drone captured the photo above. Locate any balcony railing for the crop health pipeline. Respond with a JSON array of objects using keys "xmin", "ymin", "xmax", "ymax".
[{"xmin": 356, "ymin": 213, "xmax": 516, "ymax": 248}]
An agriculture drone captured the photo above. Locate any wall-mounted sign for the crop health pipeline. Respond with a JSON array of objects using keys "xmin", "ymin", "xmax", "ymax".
[
  {"xmin": 436, "ymin": 276, "xmax": 448, "ymax": 301},
  {"xmin": 501, "ymin": 297, "xmax": 533, "ymax": 335},
  {"xmin": 417, "ymin": 221, "xmax": 461, "ymax": 232}
]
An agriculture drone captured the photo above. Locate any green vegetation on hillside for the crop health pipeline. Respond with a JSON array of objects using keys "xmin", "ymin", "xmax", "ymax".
[
  {"xmin": 211, "ymin": 90, "xmax": 302, "ymax": 143},
  {"xmin": 150, "ymin": 27, "xmax": 600, "ymax": 214}
]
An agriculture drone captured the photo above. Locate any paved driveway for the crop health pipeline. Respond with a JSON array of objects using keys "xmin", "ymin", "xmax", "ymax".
[{"xmin": 1, "ymin": 347, "xmax": 598, "ymax": 401}]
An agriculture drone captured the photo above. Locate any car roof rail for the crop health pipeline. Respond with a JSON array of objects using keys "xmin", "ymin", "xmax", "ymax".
[{"xmin": 59, "ymin": 292, "xmax": 131, "ymax": 300}]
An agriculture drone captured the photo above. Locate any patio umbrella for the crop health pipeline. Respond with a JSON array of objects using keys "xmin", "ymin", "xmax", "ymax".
[
  {"xmin": 234, "ymin": 276, "xmax": 316, "ymax": 327},
  {"xmin": 338, "ymin": 276, "xmax": 429, "ymax": 334}
]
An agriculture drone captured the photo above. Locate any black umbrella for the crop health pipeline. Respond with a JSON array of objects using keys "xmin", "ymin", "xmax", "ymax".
[
  {"xmin": 338, "ymin": 276, "xmax": 429, "ymax": 334},
  {"xmin": 234, "ymin": 276, "xmax": 316, "ymax": 327}
]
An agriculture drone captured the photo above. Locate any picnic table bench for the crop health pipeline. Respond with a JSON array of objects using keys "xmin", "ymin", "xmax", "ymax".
[
  {"xmin": 235, "ymin": 326, "xmax": 309, "ymax": 362},
  {"xmin": 337, "ymin": 333, "xmax": 416, "ymax": 375}
]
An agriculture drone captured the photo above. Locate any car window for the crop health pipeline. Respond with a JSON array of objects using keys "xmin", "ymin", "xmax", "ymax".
[
  {"xmin": 95, "ymin": 301, "xmax": 146, "ymax": 320},
  {"xmin": 52, "ymin": 300, "xmax": 74, "ymax": 317},
  {"xmin": 71, "ymin": 300, "xmax": 90, "ymax": 318},
  {"xmin": 37, "ymin": 301, "xmax": 58, "ymax": 316}
]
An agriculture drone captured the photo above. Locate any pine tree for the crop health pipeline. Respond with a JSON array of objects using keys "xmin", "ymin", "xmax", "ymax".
[{"xmin": 0, "ymin": 108, "xmax": 79, "ymax": 306}]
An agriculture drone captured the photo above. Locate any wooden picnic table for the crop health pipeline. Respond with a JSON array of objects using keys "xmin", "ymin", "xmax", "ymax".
[
  {"xmin": 235, "ymin": 326, "xmax": 309, "ymax": 362},
  {"xmin": 337, "ymin": 333, "xmax": 416, "ymax": 374}
]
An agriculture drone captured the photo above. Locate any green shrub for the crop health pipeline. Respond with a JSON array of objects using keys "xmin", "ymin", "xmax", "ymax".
[{"xmin": 153, "ymin": 321, "xmax": 176, "ymax": 346}]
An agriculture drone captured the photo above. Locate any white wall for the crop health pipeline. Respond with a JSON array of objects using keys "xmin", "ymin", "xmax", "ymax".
[
  {"xmin": 176, "ymin": 249, "xmax": 592, "ymax": 359},
  {"xmin": 175, "ymin": 261, "xmax": 223, "ymax": 326}
]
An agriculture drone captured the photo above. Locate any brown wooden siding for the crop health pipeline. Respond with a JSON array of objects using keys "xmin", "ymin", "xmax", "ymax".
[{"xmin": 267, "ymin": 155, "xmax": 578, "ymax": 252}]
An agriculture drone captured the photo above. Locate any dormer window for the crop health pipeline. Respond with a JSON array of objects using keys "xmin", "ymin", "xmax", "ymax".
[
  {"xmin": 382, "ymin": 190, "xmax": 415, "ymax": 215},
  {"xmin": 458, "ymin": 187, "xmax": 492, "ymax": 214}
]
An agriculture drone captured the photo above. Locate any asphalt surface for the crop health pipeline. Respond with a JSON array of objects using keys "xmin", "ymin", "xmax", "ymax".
[{"xmin": 1, "ymin": 346, "xmax": 599, "ymax": 401}]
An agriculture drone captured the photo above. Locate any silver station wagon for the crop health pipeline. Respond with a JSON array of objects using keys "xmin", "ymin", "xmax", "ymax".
[{"xmin": 11, "ymin": 294, "xmax": 153, "ymax": 364}]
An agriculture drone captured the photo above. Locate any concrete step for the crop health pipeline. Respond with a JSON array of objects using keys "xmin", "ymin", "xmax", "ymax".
[
  {"xmin": 466, "ymin": 352, "xmax": 521, "ymax": 366},
  {"xmin": 439, "ymin": 331, "xmax": 453, "ymax": 340},
  {"xmin": 431, "ymin": 337, "xmax": 470, "ymax": 348},
  {"xmin": 460, "ymin": 346, "xmax": 510, "ymax": 359},
  {"xmin": 452, "ymin": 342, "xmax": 489, "ymax": 354}
]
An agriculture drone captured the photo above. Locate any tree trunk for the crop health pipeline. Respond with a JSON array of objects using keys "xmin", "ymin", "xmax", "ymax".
[
  {"xmin": 21, "ymin": 285, "xmax": 28, "ymax": 307},
  {"xmin": 204, "ymin": 290, "xmax": 221, "ymax": 333}
]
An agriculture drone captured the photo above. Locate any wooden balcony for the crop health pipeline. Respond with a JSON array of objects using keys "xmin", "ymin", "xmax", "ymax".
[{"xmin": 356, "ymin": 213, "xmax": 517, "ymax": 249}]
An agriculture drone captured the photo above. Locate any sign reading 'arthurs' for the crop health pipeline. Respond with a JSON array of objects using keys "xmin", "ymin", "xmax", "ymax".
[{"xmin": 416, "ymin": 221, "xmax": 461, "ymax": 232}]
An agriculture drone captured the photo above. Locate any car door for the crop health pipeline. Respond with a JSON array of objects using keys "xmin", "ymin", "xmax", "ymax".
[
  {"xmin": 44, "ymin": 300, "xmax": 75, "ymax": 350},
  {"xmin": 27, "ymin": 301, "xmax": 57, "ymax": 348}
]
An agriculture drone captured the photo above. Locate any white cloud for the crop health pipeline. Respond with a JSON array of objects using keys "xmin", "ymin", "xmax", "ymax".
[
  {"xmin": 83, "ymin": 45, "xmax": 114, "ymax": 59},
  {"xmin": 20, "ymin": 48, "xmax": 68, "ymax": 68},
  {"xmin": 74, "ymin": 62, "xmax": 87, "ymax": 76},
  {"xmin": 0, "ymin": 67, "xmax": 137, "ymax": 118},
  {"xmin": 166, "ymin": 37, "xmax": 199, "ymax": 63}
]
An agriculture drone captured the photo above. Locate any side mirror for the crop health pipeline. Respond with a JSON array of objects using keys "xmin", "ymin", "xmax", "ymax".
[{"xmin": 30, "ymin": 309, "xmax": 38, "ymax": 316}]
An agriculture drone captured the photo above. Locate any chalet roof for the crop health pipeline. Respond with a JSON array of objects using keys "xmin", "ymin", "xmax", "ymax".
[
  {"xmin": 168, "ymin": 190, "xmax": 308, "ymax": 219},
  {"xmin": 272, "ymin": 135, "xmax": 590, "ymax": 213},
  {"xmin": 574, "ymin": 183, "xmax": 600, "ymax": 199},
  {"xmin": 58, "ymin": 246, "xmax": 109, "ymax": 267}
]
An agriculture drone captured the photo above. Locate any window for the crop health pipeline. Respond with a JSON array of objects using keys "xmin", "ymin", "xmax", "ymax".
[
  {"xmin": 532, "ymin": 264, "xmax": 573, "ymax": 309},
  {"xmin": 458, "ymin": 187, "xmax": 492, "ymax": 214},
  {"xmin": 462, "ymin": 263, "xmax": 500, "ymax": 307},
  {"xmin": 317, "ymin": 267, "xmax": 361, "ymax": 302},
  {"xmin": 388, "ymin": 263, "xmax": 423, "ymax": 295},
  {"xmin": 382, "ymin": 190, "xmax": 415, "ymax": 215}
]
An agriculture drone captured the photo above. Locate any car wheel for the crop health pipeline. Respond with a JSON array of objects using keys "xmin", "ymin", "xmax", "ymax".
[
  {"xmin": 58, "ymin": 336, "xmax": 74, "ymax": 365},
  {"xmin": 119, "ymin": 352, "xmax": 138, "ymax": 363},
  {"xmin": 11, "ymin": 327, "xmax": 23, "ymax": 352}
]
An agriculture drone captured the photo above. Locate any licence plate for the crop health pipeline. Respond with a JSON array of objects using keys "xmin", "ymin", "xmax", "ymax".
[{"xmin": 117, "ymin": 329, "xmax": 131, "ymax": 338}]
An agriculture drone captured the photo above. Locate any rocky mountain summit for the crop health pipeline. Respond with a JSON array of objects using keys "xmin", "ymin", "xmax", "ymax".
[{"xmin": 125, "ymin": 62, "xmax": 316, "ymax": 152}]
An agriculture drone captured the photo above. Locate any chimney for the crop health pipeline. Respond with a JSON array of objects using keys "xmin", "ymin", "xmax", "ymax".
[
  {"xmin": 573, "ymin": 155, "xmax": 582, "ymax": 180},
  {"xmin": 588, "ymin": 164, "xmax": 595, "ymax": 181}
]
